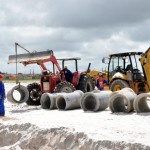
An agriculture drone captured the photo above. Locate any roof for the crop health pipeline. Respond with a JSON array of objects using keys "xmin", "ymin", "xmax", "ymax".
[
  {"xmin": 57, "ymin": 57, "xmax": 81, "ymax": 61},
  {"xmin": 109, "ymin": 52, "xmax": 143, "ymax": 57}
]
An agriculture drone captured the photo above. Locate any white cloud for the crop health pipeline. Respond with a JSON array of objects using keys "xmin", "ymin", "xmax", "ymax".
[{"xmin": 0, "ymin": 0, "xmax": 150, "ymax": 73}]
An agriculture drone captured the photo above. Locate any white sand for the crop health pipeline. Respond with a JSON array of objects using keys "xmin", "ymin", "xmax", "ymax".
[{"xmin": 0, "ymin": 82, "xmax": 150, "ymax": 150}]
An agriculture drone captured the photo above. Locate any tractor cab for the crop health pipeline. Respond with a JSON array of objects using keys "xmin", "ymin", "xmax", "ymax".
[
  {"xmin": 107, "ymin": 52, "xmax": 144, "ymax": 82},
  {"xmin": 57, "ymin": 57, "xmax": 81, "ymax": 87},
  {"xmin": 102, "ymin": 51, "xmax": 147, "ymax": 93}
]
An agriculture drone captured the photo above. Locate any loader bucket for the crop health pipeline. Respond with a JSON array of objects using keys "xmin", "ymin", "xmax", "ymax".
[{"xmin": 8, "ymin": 50, "xmax": 53, "ymax": 64}]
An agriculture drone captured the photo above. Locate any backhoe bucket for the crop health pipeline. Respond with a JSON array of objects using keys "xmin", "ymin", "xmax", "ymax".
[{"xmin": 8, "ymin": 50, "xmax": 53, "ymax": 64}]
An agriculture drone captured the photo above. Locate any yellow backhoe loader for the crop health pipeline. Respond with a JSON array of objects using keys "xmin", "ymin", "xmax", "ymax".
[{"xmin": 102, "ymin": 47, "xmax": 150, "ymax": 94}]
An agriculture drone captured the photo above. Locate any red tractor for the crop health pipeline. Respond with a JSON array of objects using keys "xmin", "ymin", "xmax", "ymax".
[{"xmin": 8, "ymin": 43, "xmax": 94, "ymax": 105}]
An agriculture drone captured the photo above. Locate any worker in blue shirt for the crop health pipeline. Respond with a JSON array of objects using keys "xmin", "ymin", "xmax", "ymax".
[
  {"xmin": 0, "ymin": 74, "xmax": 5, "ymax": 116},
  {"xmin": 96, "ymin": 72, "xmax": 107, "ymax": 91},
  {"xmin": 63, "ymin": 66, "xmax": 73, "ymax": 82}
]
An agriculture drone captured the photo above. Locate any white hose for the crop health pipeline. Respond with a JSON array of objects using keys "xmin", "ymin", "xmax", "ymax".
[
  {"xmin": 80, "ymin": 91, "xmax": 112, "ymax": 112},
  {"xmin": 56, "ymin": 90, "xmax": 84, "ymax": 110},
  {"xmin": 109, "ymin": 88, "xmax": 137, "ymax": 113},
  {"xmin": 134, "ymin": 92, "xmax": 150, "ymax": 113}
]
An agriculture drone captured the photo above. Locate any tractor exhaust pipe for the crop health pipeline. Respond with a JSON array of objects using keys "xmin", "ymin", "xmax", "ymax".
[
  {"xmin": 56, "ymin": 90, "xmax": 84, "ymax": 110},
  {"xmin": 109, "ymin": 88, "xmax": 137, "ymax": 113},
  {"xmin": 134, "ymin": 92, "xmax": 150, "ymax": 113},
  {"xmin": 80, "ymin": 90, "xmax": 112, "ymax": 112}
]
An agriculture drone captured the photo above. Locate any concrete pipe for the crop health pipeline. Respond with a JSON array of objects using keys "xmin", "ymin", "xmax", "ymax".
[
  {"xmin": 91, "ymin": 89, "xmax": 101, "ymax": 93},
  {"xmin": 40, "ymin": 93, "xmax": 60, "ymax": 109},
  {"xmin": 80, "ymin": 91, "xmax": 112, "ymax": 112},
  {"xmin": 56, "ymin": 90, "xmax": 84, "ymax": 110},
  {"xmin": 134, "ymin": 92, "xmax": 150, "ymax": 113},
  {"xmin": 109, "ymin": 88, "xmax": 137, "ymax": 113},
  {"xmin": 7, "ymin": 84, "xmax": 29, "ymax": 104}
]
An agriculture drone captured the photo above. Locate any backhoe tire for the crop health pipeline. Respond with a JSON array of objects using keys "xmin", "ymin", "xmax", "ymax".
[
  {"xmin": 110, "ymin": 79, "xmax": 129, "ymax": 92},
  {"xmin": 26, "ymin": 83, "xmax": 41, "ymax": 105},
  {"xmin": 77, "ymin": 74, "xmax": 94, "ymax": 93},
  {"xmin": 54, "ymin": 81, "xmax": 76, "ymax": 93}
]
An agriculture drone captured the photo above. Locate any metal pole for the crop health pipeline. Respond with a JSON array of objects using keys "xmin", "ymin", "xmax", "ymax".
[
  {"xmin": 15, "ymin": 42, "xmax": 31, "ymax": 85},
  {"xmin": 15, "ymin": 43, "xmax": 18, "ymax": 84},
  {"xmin": 17, "ymin": 43, "xmax": 31, "ymax": 53}
]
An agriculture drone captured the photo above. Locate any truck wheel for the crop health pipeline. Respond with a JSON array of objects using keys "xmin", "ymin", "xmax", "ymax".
[
  {"xmin": 110, "ymin": 79, "xmax": 129, "ymax": 92},
  {"xmin": 54, "ymin": 81, "xmax": 76, "ymax": 93},
  {"xmin": 26, "ymin": 83, "xmax": 41, "ymax": 105},
  {"xmin": 77, "ymin": 75, "xmax": 94, "ymax": 93}
]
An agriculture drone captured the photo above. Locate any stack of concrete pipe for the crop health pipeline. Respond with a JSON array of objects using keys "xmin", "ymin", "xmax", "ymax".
[
  {"xmin": 134, "ymin": 92, "xmax": 150, "ymax": 113},
  {"xmin": 7, "ymin": 84, "xmax": 29, "ymax": 104},
  {"xmin": 80, "ymin": 90, "xmax": 112, "ymax": 112},
  {"xmin": 109, "ymin": 88, "xmax": 137, "ymax": 113},
  {"xmin": 7, "ymin": 84, "xmax": 150, "ymax": 114},
  {"xmin": 40, "ymin": 90, "xmax": 84, "ymax": 110}
]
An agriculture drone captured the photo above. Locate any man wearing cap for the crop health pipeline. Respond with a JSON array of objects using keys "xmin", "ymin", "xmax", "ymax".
[
  {"xmin": 63, "ymin": 66, "xmax": 73, "ymax": 83},
  {"xmin": 0, "ymin": 74, "xmax": 5, "ymax": 116}
]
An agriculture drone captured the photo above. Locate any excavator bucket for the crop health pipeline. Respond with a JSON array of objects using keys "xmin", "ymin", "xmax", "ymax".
[{"xmin": 8, "ymin": 50, "xmax": 53, "ymax": 64}]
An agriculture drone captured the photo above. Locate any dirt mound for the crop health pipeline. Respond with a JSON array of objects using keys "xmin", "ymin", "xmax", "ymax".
[{"xmin": 0, "ymin": 123, "xmax": 149, "ymax": 150}]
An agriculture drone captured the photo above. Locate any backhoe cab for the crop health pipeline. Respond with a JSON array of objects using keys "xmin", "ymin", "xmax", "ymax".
[
  {"xmin": 103, "ymin": 48, "xmax": 150, "ymax": 94},
  {"xmin": 8, "ymin": 43, "xmax": 94, "ymax": 105}
]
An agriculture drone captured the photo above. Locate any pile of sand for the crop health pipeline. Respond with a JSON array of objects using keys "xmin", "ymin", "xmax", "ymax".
[
  {"xmin": 0, "ymin": 82, "xmax": 150, "ymax": 150},
  {"xmin": 0, "ymin": 122, "xmax": 149, "ymax": 150}
]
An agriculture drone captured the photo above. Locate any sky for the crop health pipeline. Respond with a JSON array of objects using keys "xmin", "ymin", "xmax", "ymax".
[{"xmin": 0, "ymin": 0, "xmax": 150, "ymax": 74}]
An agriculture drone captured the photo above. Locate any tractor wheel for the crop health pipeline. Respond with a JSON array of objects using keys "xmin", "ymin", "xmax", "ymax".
[
  {"xmin": 26, "ymin": 83, "xmax": 41, "ymax": 105},
  {"xmin": 91, "ymin": 77, "xmax": 96, "ymax": 90},
  {"xmin": 54, "ymin": 81, "xmax": 76, "ymax": 93},
  {"xmin": 110, "ymin": 79, "xmax": 129, "ymax": 92},
  {"xmin": 77, "ymin": 74, "xmax": 94, "ymax": 93}
]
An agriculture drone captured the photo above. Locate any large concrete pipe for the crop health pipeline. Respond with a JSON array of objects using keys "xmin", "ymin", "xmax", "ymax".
[
  {"xmin": 40, "ymin": 93, "xmax": 60, "ymax": 109},
  {"xmin": 7, "ymin": 84, "xmax": 29, "ymax": 104},
  {"xmin": 109, "ymin": 88, "xmax": 137, "ymax": 113},
  {"xmin": 56, "ymin": 90, "xmax": 84, "ymax": 110},
  {"xmin": 80, "ymin": 91, "xmax": 112, "ymax": 112},
  {"xmin": 134, "ymin": 92, "xmax": 150, "ymax": 113}
]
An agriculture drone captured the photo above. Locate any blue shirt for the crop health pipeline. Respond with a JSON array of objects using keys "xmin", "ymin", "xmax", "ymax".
[{"xmin": 64, "ymin": 69, "xmax": 73, "ymax": 82}]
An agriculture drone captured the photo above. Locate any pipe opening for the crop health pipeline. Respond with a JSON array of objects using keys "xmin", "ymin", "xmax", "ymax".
[
  {"xmin": 12, "ymin": 88, "xmax": 26, "ymax": 103},
  {"xmin": 12, "ymin": 90, "xmax": 21, "ymax": 102},
  {"xmin": 57, "ymin": 96, "xmax": 66, "ymax": 110},
  {"xmin": 41, "ymin": 95, "xmax": 51, "ymax": 109},
  {"xmin": 138, "ymin": 97, "xmax": 150, "ymax": 112},
  {"xmin": 84, "ymin": 95, "xmax": 97, "ymax": 111},
  {"xmin": 113, "ymin": 96, "xmax": 128, "ymax": 112}
]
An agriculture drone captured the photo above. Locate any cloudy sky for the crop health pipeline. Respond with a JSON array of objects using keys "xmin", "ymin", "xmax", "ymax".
[{"xmin": 0, "ymin": 0, "xmax": 150, "ymax": 74}]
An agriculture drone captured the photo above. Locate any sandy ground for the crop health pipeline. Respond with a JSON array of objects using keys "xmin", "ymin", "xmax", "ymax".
[{"xmin": 0, "ymin": 82, "xmax": 150, "ymax": 150}]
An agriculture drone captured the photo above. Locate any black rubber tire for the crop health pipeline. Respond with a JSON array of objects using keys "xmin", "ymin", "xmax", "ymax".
[
  {"xmin": 54, "ymin": 81, "xmax": 76, "ymax": 93},
  {"xmin": 77, "ymin": 74, "xmax": 94, "ymax": 93},
  {"xmin": 110, "ymin": 79, "xmax": 129, "ymax": 92},
  {"xmin": 26, "ymin": 83, "xmax": 41, "ymax": 105}
]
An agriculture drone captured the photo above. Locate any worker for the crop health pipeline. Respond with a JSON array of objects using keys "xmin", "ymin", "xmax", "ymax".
[
  {"xmin": 63, "ymin": 66, "xmax": 73, "ymax": 82},
  {"xmin": 0, "ymin": 74, "xmax": 5, "ymax": 116},
  {"xmin": 96, "ymin": 72, "xmax": 107, "ymax": 91}
]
